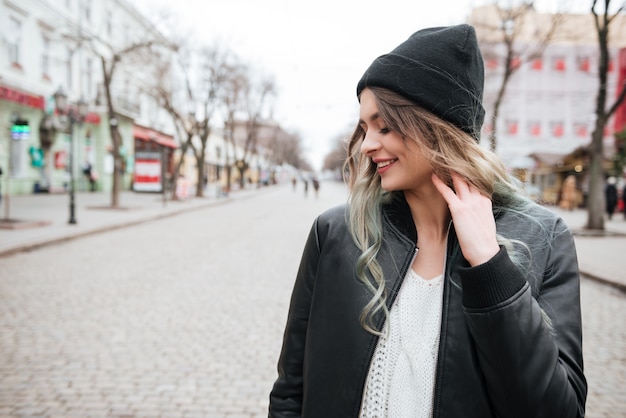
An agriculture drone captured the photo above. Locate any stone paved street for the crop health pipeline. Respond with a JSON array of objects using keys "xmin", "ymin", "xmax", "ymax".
[
  {"xmin": 579, "ymin": 279, "xmax": 626, "ymax": 417},
  {"xmin": 0, "ymin": 182, "xmax": 624, "ymax": 417}
]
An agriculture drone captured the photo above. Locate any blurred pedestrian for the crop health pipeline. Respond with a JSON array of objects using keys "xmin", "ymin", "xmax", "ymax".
[
  {"xmin": 559, "ymin": 175, "xmax": 578, "ymax": 210},
  {"xmin": 622, "ymin": 182, "xmax": 626, "ymax": 220},
  {"xmin": 303, "ymin": 178, "xmax": 309, "ymax": 197},
  {"xmin": 291, "ymin": 176, "xmax": 297, "ymax": 191},
  {"xmin": 605, "ymin": 176, "xmax": 618, "ymax": 219},
  {"xmin": 312, "ymin": 177, "xmax": 320, "ymax": 198},
  {"xmin": 269, "ymin": 24, "xmax": 586, "ymax": 417},
  {"xmin": 82, "ymin": 160, "xmax": 96, "ymax": 192}
]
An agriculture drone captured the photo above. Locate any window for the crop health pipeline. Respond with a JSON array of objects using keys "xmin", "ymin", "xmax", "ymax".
[
  {"xmin": 506, "ymin": 120, "xmax": 518, "ymax": 135},
  {"xmin": 85, "ymin": 58, "xmax": 93, "ymax": 99},
  {"xmin": 66, "ymin": 48, "xmax": 73, "ymax": 91},
  {"xmin": 551, "ymin": 121, "xmax": 564, "ymax": 137},
  {"xmin": 106, "ymin": 11, "xmax": 112, "ymax": 36},
  {"xmin": 574, "ymin": 123, "xmax": 588, "ymax": 137},
  {"xmin": 123, "ymin": 24, "xmax": 130, "ymax": 44},
  {"xmin": 528, "ymin": 121, "xmax": 542, "ymax": 137},
  {"xmin": 509, "ymin": 56, "xmax": 521, "ymax": 70},
  {"xmin": 531, "ymin": 58, "xmax": 543, "ymax": 71},
  {"xmin": 577, "ymin": 56, "xmax": 590, "ymax": 72},
  {"xmin": 8, "ymin": 17, "xmax": 22, "ymax": 66},
  {"xmin": 552, "ymin": 56, "xmax": 566, "ymax": 72},
  {"xmin": 41, "ymin": 35, "xmax": 51, "ymax": 79},
  {"xmin": 82, "ymin": 0, "xmax": 92, "ymax": 22}
]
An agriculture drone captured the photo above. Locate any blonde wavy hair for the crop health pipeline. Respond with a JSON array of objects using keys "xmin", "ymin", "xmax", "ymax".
[{"xmin": 345, "ymin": 87, "xmax": 531, "ymax": 335}]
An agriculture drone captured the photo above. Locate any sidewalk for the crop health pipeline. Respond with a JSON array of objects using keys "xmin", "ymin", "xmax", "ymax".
[
  {"xmin": 0, "ymin": 185, "xmax": 257, "ymax": 257},
  {"xmin": 1, "ymin": 187, "xmax": 625, "ymax": 291},
  {"xmin": 549, "ymin": 206, "xmax": 626, "ymax": 292}
]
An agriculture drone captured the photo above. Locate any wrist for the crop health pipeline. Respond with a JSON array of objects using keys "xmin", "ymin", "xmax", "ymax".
[{"xmin": 467, "ymin": 243, "xmax": 500, "ymax": 267}]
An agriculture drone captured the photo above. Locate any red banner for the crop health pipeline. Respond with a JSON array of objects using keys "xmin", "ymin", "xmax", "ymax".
[
  {"xmin": 0, "ymin": 86, "xmax": 45, "ymax": 109},
  {"xmin": 134, "ymin": 158, "xmax": 162, "ymax": 192}
]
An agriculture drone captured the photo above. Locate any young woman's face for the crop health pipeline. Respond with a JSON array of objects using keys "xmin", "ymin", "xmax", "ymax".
[{"xmin": 359, "ymin": 89, "xmax": 434, "ymax": 192}]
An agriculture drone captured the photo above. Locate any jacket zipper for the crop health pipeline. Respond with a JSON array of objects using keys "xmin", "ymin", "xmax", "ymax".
[{"xmin": 432, "ymin": 222, "xmax": 454, "ymax": 418}]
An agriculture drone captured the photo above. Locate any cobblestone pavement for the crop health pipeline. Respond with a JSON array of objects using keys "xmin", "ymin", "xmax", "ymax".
[
  {"xmin": 579, "ymin": 278, "xmax": 626, "ymax": 417},
  {"xmin": 0, "ymin": 182, "xmax": 624, "ymax": 417}
]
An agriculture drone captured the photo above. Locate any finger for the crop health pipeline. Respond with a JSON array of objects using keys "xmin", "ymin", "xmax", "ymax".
[
  {"xmin": 432, "ymin": 173, "xmax": 458, "ymax": 203},
  {"xmin": 450, "ymin": 172, "xmax": 470, "ymax": 197}
]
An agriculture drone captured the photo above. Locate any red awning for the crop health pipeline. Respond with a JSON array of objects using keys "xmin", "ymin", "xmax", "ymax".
[
  {"xmin": 0, "ymin": 85, "xmax": 45, "ymax": 109},
  {"xmin": 85, "ymin": 112, "xmax": 101, "ymax": 124},
  {"xmin": 133, "ymin": 125, "xmax": 177, "ymax": 149}
]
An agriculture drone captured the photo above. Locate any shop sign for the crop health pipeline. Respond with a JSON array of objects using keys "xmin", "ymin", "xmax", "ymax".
[
  {"xmin": 0, "ymin": 86, "xmax": 45, "ymax": 109},
  {"xmin": 134, "ymin": 151, "xmax": 162, "ymax": 192},
  {"xmin": 11, "ymin": 121, "xmax": 30, "ymax": 140}
]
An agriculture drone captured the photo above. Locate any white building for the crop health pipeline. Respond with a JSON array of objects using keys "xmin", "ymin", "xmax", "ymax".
[
  {"xmin": 470, "ymin": 5, "xmax": 626, "ymax": 165},
  {"xmin": 469, "ymin": 5, "xmax": 626, "ymax": 203},
  {"xmin": 0, "ymin": 0, "xmax": 176, "ymax": 196}
]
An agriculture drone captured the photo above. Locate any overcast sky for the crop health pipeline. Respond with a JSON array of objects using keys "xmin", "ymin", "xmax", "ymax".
[{"xmin": 132, "ymin": 0, "xmax": 586, "ymax": 170}]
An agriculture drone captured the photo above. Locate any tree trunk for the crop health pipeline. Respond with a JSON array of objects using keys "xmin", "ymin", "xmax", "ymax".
[
  {"xmin": 195, "ymin": 152, "xmax": 204, "ymax": 197},
  {"xmin": 170, "ymin": 133, "xmax": 193, "ymax": 201},
  {"xmin": 102, "ymin": 57, "xmax": 121, "ymax": 208},
  {"xmin": 586, "ymin": 126, "xmax": 605, "ymax": 229},
  {"xmin": 225, "ymin": 165, "xmax": 232, "ymax": 194},
  {"xmin": 587, "ymin": 6, "xmax": 610, "ymax": 231},
  {"xmin": 110, "ymin": 123, "xmax": 122, "ymax": 208},
  {"xmin": 238, "ymin": 165, "xmax": 246, "ymax": 189}
]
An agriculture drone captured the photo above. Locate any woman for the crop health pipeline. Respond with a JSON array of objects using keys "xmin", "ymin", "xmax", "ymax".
[
  {"xmin": 269, "ymin": 24, "xmax": 586, "ymax": 417},
  {"xmin": 605, "ymin": 176, "xmax": 618, "ymax": 219},
  {"xmin": 559, "ymin": 174, "xmax": 578, "ymax": 210}
]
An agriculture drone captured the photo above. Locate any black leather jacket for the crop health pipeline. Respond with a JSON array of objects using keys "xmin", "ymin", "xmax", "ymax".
[{"xmin": 269, "ymin": 194, "xmax": 586, "ymax": 417}]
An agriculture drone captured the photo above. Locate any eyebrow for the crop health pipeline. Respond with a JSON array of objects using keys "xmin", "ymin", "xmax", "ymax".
[{"xmin": 358, "ymin": 112, "xmax": 381, "ymax": 125}]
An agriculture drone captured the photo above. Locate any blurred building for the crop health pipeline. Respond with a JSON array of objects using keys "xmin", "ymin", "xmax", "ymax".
[
  {"xmin": 469, "ymin": 5, "xmax": 626, "ymax": 205},
  {"xmin": 0, "ymin": 0, "xmax": 176, "ymax": 196}
]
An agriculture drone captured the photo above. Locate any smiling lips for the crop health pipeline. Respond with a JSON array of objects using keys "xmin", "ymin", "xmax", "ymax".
[{"xmin": 375, "ymin": 158, "xmax": 398, "ymax": 173}]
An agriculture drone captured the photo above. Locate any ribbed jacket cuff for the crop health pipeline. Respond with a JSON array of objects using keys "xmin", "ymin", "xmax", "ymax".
[{"xmin": 459, "ymin": 247, "xmax": 527, "ymax": 309}]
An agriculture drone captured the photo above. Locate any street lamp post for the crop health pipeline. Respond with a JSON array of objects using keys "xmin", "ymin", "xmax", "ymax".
[{"xmin": 54, "ymin": 87, "xmax": 88, "ymax": 225}]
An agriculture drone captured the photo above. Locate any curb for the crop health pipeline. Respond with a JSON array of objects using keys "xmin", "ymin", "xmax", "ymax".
[
  {"xmin": 580, "ymin": 270, "xmax": 626, "ymax": 293},
  {"xmin": 0, "ymin": 194, "xmax": 246, "ymax": 259}
]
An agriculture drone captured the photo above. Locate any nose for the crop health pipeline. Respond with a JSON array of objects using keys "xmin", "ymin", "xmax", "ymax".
[{"xmin": 360, "ymin": 130, "xmax": 380, "ymax": 156}]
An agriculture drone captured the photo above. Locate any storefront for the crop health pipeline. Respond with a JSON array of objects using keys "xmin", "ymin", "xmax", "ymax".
[
  {"xmin": 132, "ymin": 125, "xmax": 177, "ymax": 193},
  {"xmin": 0, "ymin": 85, "xmax": 46, "ymax": 195}
]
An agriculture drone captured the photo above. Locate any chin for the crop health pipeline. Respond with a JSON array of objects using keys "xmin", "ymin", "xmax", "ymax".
[{"xmin": 380, "ymin": 180, "xmax": 403, "ymax": 192}]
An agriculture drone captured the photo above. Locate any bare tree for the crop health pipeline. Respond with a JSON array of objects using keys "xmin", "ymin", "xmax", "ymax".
[
  {"xmin": 587, "ymin": 0, "xmax": 626, "ymax": 230},
  {"xmin": 266, "ymin": 127, "xmax": 309, "ymax": 169},
  {"xmin": 146, "ymin": 44, "xmax": 194, "ymax": 200},
  {"xmin": 61, "ymin": 18, "xmax": 175, "ymax": 208},
  {"xmin": 323, "ymin": 133, "xmax": 350, "ymax": 173},
  {"xmin": 52, "ymin": 18, "xmax": 169, "ymax": 208},
  {"xmin": 99, "ymin": 41, "xmax": 162, "ymax": 207},
  {"xmin": 471, "ymin": 2, "xmax": 563, "ymax": 152},
  {"xmin": 187, "ymin": 45, "xmax": 235, "ymax": 197},
  {"xmin": 149, "ymin": 42, "xmax": 238, "ymax": 199},
  {"xmin": 233, "ymin": 74, "xmax": 276, "ymax": 189},
  {"xmin": 221, "ymin": 65, "xmax": 248, "ymax": 193}
]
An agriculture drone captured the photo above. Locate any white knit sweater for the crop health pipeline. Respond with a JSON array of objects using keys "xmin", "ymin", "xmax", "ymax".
[{"xmin": 360, "ymin": 269, "xmax": 444, "ymax": 418}]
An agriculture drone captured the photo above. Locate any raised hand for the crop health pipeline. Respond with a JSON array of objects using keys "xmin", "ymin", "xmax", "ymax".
[{"xmin": 431, "ymin": 172, "xmax": 500, "ymax": 266}]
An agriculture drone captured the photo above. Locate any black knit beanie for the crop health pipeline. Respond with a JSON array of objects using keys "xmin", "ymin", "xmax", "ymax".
[{"xmin": 356, "ymin": 24, "xmax": 485, "ymax": 140}]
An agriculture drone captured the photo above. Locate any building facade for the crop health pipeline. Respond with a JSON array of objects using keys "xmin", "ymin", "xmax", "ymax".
[
  {"xmin": 469, "ymin": 5, "xmax": 626, "ymax": 204},
  {"xmin": 0, "ymin": 0, "xmax": 176, "ymax": 197}
]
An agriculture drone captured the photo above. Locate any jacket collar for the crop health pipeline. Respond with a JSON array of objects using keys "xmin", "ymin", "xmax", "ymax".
[{"xmin": 382, "ymin": 192, "xmax": 417, "ymax": 243}]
